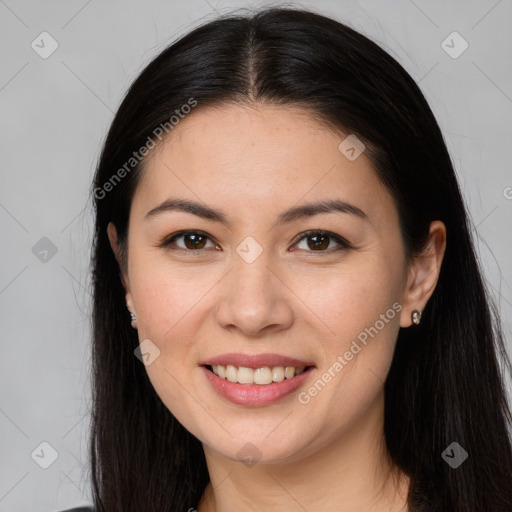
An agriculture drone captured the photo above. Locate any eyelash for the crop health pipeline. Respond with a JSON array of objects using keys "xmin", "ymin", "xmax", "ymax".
[{"xmin": 161, "ymin": 229, "xmax": 352, "ymax": 254}]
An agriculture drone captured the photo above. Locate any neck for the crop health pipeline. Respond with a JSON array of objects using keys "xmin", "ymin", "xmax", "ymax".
[{"xmin": 197, "ymin": 389, "xmax": 410, "ymax": 512}]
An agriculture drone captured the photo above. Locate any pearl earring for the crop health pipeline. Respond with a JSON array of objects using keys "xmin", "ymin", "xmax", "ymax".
[
  {"xmin": 126, "ymin": 303, "xmax": 137, "ymax": 329},
  {"xmin": 411, "ymin": 309, "xmax": 422, "ymax": 325}
]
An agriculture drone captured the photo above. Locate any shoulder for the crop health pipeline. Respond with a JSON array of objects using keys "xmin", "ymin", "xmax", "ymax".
[{"xmin": 56, "ymin": 508, "xmax": 94, "ymax": 512}]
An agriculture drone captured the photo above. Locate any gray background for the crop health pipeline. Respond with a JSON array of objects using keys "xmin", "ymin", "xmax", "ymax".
[{"xmin": 1, "ymin": 0, "xmax": 511, "ymax": 510}]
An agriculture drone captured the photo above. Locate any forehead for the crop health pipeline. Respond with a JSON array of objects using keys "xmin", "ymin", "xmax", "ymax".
[{"xmin": 132, "ymin": 104, "xmax": 397, "ymax": 228}]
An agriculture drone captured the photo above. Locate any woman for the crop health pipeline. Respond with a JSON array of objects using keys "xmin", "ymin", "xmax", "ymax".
[{"xmin": 85, "ymin": 7, "xmax": 512, "ymax": 511}]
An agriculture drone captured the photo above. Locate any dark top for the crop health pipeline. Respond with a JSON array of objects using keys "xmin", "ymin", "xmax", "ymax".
[{"xmin": 57, "ymin": 508, "xmax": 94, "ymax": 512}]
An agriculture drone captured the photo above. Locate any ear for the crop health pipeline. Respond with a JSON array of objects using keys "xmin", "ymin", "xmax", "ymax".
[
  {"xmin": 399, "ymin": 220, "xmax": 447, "ymax": 327},
  {"xmin": 107, "ymin": 222, "xmax": 134, "ymax": 310}
]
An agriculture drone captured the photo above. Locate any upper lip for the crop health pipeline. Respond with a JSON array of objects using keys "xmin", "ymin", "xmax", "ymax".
[{"xmin": 200, "ymin": 353, "xmax": 315, "ymax": 369}]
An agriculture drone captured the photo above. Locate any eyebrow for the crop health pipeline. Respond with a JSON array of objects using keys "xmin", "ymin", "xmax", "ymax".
[{"xmin": 144, "ymin": 198, "xmax": 369, "ymax": 227}]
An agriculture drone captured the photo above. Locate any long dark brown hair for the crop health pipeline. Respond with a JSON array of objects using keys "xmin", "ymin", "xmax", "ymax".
[{"xmin": 89, "ymin": 7, "xmax": 512, "ymax": 511}]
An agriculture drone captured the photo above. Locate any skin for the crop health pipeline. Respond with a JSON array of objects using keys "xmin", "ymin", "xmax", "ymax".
[{"xmin": 108, "ymin": 104, "xmax": 446, "ymax": 512}]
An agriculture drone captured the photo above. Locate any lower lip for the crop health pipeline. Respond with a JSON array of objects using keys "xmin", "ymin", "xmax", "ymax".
[{"xmin": 201, "ymin": 366, "xmax": 314, "ymax": 407}]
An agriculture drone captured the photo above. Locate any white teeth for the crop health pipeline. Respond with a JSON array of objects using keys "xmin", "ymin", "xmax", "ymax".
[
  {"xmin": 254, "ymin": 367, "xmax": 273, "ymax": 385},
  {"xmin": 217, "ymin": 364, "xmax": 226, "ymax": 379},
  {"xmin": 226, "ymin": 364, "xmax": 237, "ymax": 383},
  {"xmin": 237, "ymin": 367, "xmax": 254, "ymax": 384},
  {"xmin": 284, "ymin": 366, "xmax": 295, "ymax": 379},
  {"xmin": 210, "ymin": 364, "xmax": 308, "ymax": 385},
  {"xmin": 272, "ymin": 366, "xmax": 285, "ymax": 382}
]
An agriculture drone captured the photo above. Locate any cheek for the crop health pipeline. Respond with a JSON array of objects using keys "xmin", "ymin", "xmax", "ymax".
[
  {"xmin": 296, "ymin": 254, "xmax": 403, "ymax": 340},
  {"xmin": 129, "ymin": 265, "xmax": 210, "ymax": 428},
  {"xmin": 128, "ymin": 268, "xmax": 206, "ymax": 417},
  {"xmin": 297, "ymin": 255, "xmax": 403, "ymax": 408},
  {"xmin": 130, "ymin": 253, "xmax": 214, "ymax": 342}
]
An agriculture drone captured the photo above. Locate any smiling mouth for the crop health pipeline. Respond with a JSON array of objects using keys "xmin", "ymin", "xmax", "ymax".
[{"xmin": 204, "ymin": 364, "xmax": 315, "ymax": 386}]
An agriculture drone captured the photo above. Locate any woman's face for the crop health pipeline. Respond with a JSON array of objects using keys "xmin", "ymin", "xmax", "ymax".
[{"xmin": 110, "ymin": 104, "xmax": 420, "ymax": 465}]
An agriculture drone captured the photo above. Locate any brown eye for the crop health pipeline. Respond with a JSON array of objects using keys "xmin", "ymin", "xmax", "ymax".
[
  {"xmin": 182, "ymin": 233, "xmax": 207, "ymax": 249},
  {"xmin": 164, "ymin": 231, "xmax": 217, "ymax": 251},
  {"xmin": 294, "ymin": 230, "xmax": 351, "ymax": 252},
  {"xmin": 306, "ymin": 233, "xmax": 330, "ymax": 250}
]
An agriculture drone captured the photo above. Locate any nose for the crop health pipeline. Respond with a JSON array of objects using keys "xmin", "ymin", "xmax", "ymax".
[{"xmin": 215, "ymin": 251, "xmax": 294, "ymax": 337}]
